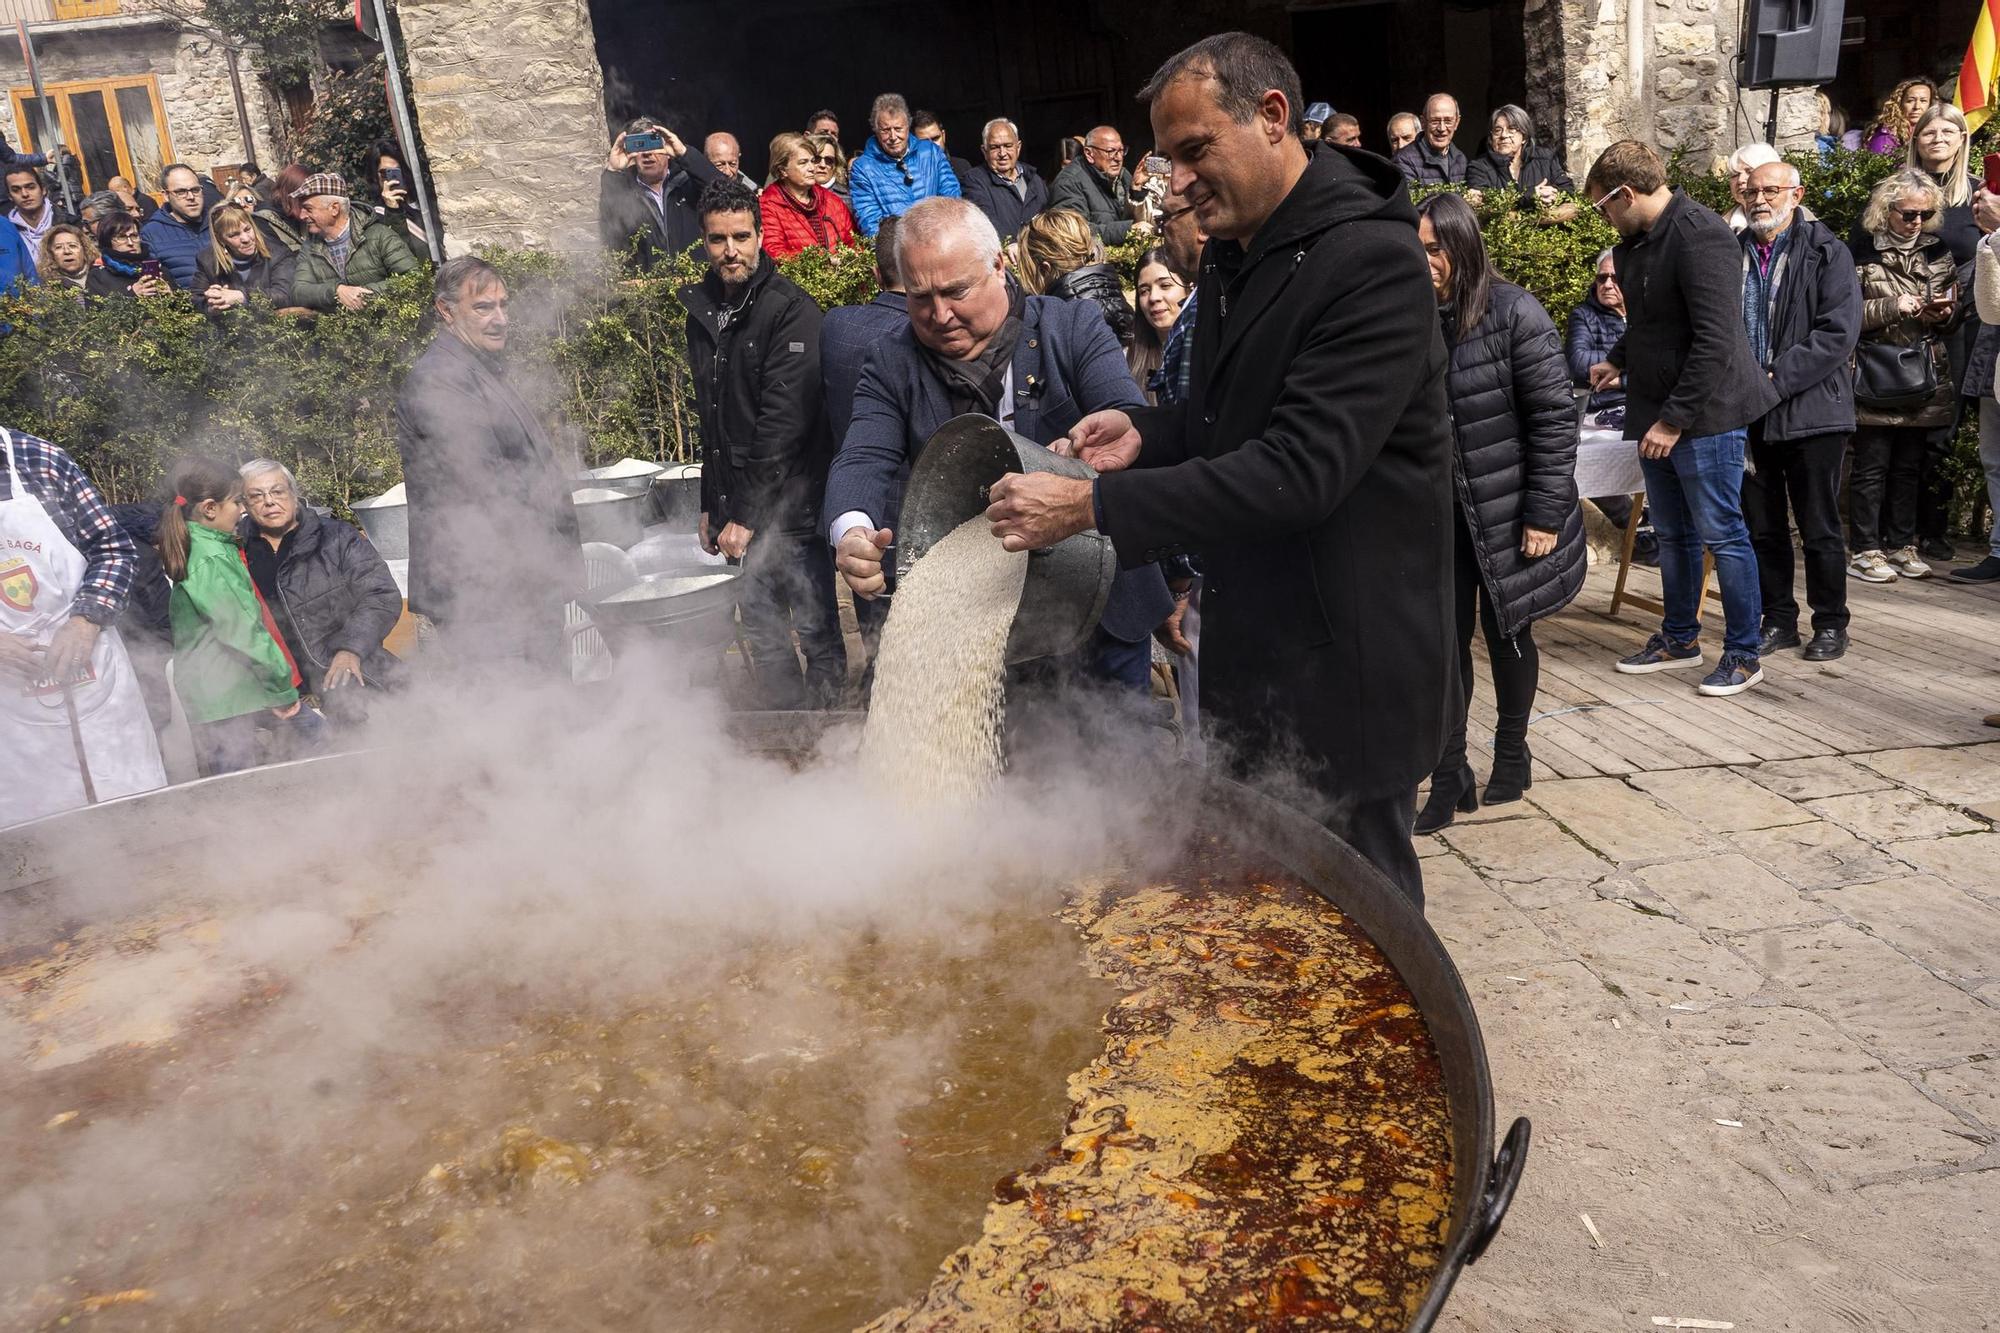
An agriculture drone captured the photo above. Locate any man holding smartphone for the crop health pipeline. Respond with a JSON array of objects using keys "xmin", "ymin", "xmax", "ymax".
[{"xmin": 597, "ymin": 117, "xmax": 723, "ymax": 271}]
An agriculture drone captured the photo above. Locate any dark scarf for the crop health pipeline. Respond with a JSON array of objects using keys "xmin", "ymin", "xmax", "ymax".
[
  {"xmin": 922, "ymin": 279, "xmax": 1027, "ymax": 417},
  {"xmin": 101, "ymin": 252, "xmax": 142, "ymax": 279}
]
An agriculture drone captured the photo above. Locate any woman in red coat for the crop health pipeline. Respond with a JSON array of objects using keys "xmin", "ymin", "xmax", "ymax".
[{"xmin": 758, "ymin": 131, "xmax": 859, "ymax": 261}]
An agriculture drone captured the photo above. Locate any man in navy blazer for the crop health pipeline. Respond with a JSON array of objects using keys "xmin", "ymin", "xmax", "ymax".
[{"xmin": 824, "ymin": 197, "xmax": 1171, "ymax": 688}]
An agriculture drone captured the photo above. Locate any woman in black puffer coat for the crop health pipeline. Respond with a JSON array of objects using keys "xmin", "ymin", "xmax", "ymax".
[{"xmin": 1414, "ymin": 193, "xmax": 1586, "ymax": 833}]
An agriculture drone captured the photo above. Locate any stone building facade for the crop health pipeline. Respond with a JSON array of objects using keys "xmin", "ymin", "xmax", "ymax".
[{"xmin": 0, "ymin": 10, "xmax": 280, "ymax": 195}]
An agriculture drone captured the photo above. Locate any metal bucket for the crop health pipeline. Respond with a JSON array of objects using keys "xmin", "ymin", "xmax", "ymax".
[
  {"xmin": 351, "ymin": 487, "xmax": 409, "ymax": 559},
  {"xmin": 649, "ymin": 464, "xmax": 703, "ymax": 531},
  {"xmin": 584, "ymin": 563, "xmax": 741, "ymax": 656},
  {"xmin": 894, "ymin": 415, "xmax": 1116, "ymax": 665},
  {"xmin": 572, "ymin": 488, "xmax": 651, "ymax": 549}
]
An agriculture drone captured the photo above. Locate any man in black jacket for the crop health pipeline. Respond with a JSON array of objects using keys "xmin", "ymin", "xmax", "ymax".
[
  {"xmin": 683, "ymin": 181, "xmax": 843, "ymax": 708},
  {"xmin": 1048, "ymin": 126, "xmax": 1145, "ymax": 245},
  {"xmin": 985, "ymin": 33, "xmax": 1454, "ymax": 906},
  {"xmin": 597, "ymin": 117, "xmax": 723, "ymax": 272},
  {"xmin": 1735, "ymin": 161, "xmax": 1862, "ymax": 664},
  {"xmin": 960, "ymin": 118, "xmax": 1049, "ymax": 241},
  {"xmin": 240, "ymin": 460, "xmax": 405, "ymax": 720},
  {"xmin": 1586, "ymin": 140, "xmax": 1778, "ymax": 698},
  {"xmin": 1392, "ymin": 94, "xmax": 1469, "ymax": 185}
]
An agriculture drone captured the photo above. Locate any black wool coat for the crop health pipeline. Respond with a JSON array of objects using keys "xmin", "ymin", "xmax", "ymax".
[
  {"xmin": 1441, "ymin": 282, "xmax": 1585, "ymax": 639},
  {"xmin": 1754, "ymin": 216, "xmax": 1862, "ymax": 442},
  {"xmin": 1050, "ymin": 261, "xmax": 1135, "ymax": 347},
  {"xmin": 244, "ymin": 506, "xmax": 405, "ymax": 693},
  {"xmin": 393, "ymin": 332, "xmax": 582, "ymax": 660},
  {"xmin": 1096, "ymin": 145, "xmax": 1455, "ymax": 801},
  {"xmin": 681, "ymin": 260, "xmax": 828, "ymax": 537},
  {"xmin": 1464, "ymin": 146, "xmax": 1574, "ymax": 198},
  {"xmin": 1607, "ymin": 190, "xmax": 1779, "ymax": 440}
]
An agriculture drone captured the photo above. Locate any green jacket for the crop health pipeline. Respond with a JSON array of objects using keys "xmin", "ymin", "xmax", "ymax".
[
  {"xmin": 169, "ymin": 523, "xmax": 299, "ymax": 723},
  {"xmin": 290, "ymin": 206, "xmax": 419, "ymax": 311}
]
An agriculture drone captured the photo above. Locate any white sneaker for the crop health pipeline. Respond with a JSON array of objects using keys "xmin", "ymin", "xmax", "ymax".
[
  {"xmin": 1849, "ymin": 550, "xmax": 1897, "ymax": 584},
  {"xmin": 1886, "ymin": 546, "xmax": 1932, "ymax": 579}
]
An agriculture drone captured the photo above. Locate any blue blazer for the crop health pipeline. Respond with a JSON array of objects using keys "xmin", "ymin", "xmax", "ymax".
[
  {"xmin": 821, "ymin": 291, "xmax": 909, "ymax": 449},
  {"xmin": 824, "ymin": 294, "xmax": 1172, "ymax": 642}
]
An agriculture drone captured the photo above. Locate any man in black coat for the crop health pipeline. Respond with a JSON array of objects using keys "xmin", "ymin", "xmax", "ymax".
[
  {"xmin": 959, "ymin": 118, "xmax": 1050, "ymax": 242},
  {"xmin": 1586, "ymin": 140, "xmax": 1778, "ymax": 698},
  {"xmin": 986, "ymin": 33, "xmax": 1455, "ymax": 905},
  {"xmin": 682, "ymin": 181, "xmax": 844, "ymax": 708},
  {"xmin": 394, "ymin": 257, "xmax": 582, "ymax": 674},
  {"xmin": 597, "ymin": 118, "xmax": 724, "ymax": 272},
  {"xmin": 1392, "ymin": 94, "xmax": 1469, "ymax": 185},
  {"xmin": 240, "ymin": 460, "xmax": 405, "ymax": 720},
  {"xmin": 1048, "ymin": 126, "xmax": 1143, "ymax": 245},
  {"xmin": 1735, "ymin": 161, "xmax": 1862, "ymax": 664}
]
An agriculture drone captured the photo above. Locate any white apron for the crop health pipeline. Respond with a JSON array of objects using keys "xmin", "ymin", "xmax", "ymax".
[{"xmin": 0, "ymin": 431, "xmax": 166, "ymax": 829}]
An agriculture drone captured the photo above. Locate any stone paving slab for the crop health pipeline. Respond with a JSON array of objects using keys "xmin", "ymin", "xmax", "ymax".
[
  {"xmin": 1437, "ymin": 815, "xmax": 1615, "ymax": 887},
  {"xmin": 1803, "ymin": 788, "xmax": 1985, "ymax": 843},
  {"xmin": 1526, "ymin": 776, "xmax": 1721, "ymax": 863},
  {"xmin": 1631, "ymin": 852, "xmax": 1833, "ymax": 934},
  {"xmin": 1921, "ymin": 1059, "xmax": 2000, "ymax": 1135},
  {"xmin": 1878, "ymin": 831, "xmax": 2000, "ymax": 908},
  {"xmin": 1540, "ymin": 896, "xmax": 1768, "ymax": 1010},
  {"xmin": 1629, "ymin": 766, "xmax": 1817, "ymax": 833},
  {"xmin": 1754, "ymin": 922, "xmax": 2000, "ymax": 1065},
  {"xmin": 1822, "ymin": 875, "xmax": 2000, "ymax": 989},
  {"xmin": 1672, "ymin": 1005, "xmax": 1987, "ymax": 1185},
  {"xmin": 1424, "ymin": 854, "xmax": 1568, "ymax": 973},
  {"xmin": 1735, "ymin": 754, "xmax": 1895, "ymax": 801},
  {"xmin": 1856, "ymin": 745, "xmax": 2000, "ymax": 805},
  {"xmin": 1728, "ymin": 820, "xmax": 1909, "ymax": 890}
]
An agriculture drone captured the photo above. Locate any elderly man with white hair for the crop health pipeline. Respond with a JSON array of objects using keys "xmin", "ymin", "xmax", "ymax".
[
  {"xmin": 960, "ymin": 117, "xmax": 1049, "ymax": 239},
  {"xmin": 239, "ymin": 458, "xmax": 405, "ymax": 713},
  {"xmin": 822, "ymin": 196, "xmax": 1171, "ymax": 688},
  {"xmin": 289, "ymin": 171, "xmax": 419, "ymax": 312}
]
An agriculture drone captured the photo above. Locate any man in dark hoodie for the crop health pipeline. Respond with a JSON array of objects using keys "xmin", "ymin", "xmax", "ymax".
[{"xmin": 984, "ymin": 31, "xmax": 1455, "ymax": 906}]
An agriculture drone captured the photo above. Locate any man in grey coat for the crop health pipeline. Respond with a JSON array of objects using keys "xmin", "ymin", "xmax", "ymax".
[
  {"xmin": 1047, "ymin": 126, "xmax": 1147, "ymax": 245},
  {"xmin": 394, "ymin": 256, "xmax": 581, "ymax": 674}
]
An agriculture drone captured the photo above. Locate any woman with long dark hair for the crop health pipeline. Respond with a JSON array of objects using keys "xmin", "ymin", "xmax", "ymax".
[{"xmin": 1412, "ymin": 193, "xmax": 1586, "ymax": 833}]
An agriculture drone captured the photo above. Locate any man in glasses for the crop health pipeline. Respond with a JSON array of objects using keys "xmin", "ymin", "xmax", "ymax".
[
  {"xmin": 1734, "ymin": 160, "xmax": 1861, "ymax": 663},
  {"xmin": 1392, "ymin": 93, "xmax": 1468, "ymax": 185},
  {"xmin": 138, "ymin": 163, "xmax": 214, "ymax": 290},
  {"xmin": 1049, "ymin": 124, "xmax": 1145, "ymax": 245},
  {"xmin": 960, "ymin": 117, "xmax": 1048, "ymax": 240},
  {"xmin": 848, "ymin": 91, "xmax": 961, "ymax": 238},
  {"xmin": 1584, "ymin": 140, "xmax": 1778, "ymax": 698}
]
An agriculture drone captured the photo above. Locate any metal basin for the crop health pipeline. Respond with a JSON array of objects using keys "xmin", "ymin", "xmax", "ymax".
[
  {"xmin": 350, "ymin": 486, "xmax": 409, "ymax": 559},
  {"xmin": 895, "ymin": 415, "xmax": 1116, "ymax": 665},
  {"xmin": 585, "ymin": 563, "xmax": 740, "ymax": 655},
  {"xmin": 571, "ymin": 487, "xmax": 651, "ymax": 549}
]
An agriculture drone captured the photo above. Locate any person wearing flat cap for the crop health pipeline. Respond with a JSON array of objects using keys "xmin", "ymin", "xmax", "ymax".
[{"xmin": 288, "ymin": 171, "xmax": 418, "ymax": 312}]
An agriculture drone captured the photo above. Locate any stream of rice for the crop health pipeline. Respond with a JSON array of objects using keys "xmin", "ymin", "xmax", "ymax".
[{"xmin": 858, "ymin": 517, "xmax": 1028, "ymax": 806}]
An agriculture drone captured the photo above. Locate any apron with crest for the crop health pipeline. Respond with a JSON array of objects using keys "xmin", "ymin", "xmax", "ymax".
[{"xmin": 0, "ymin": 430, "xmax": 166, "ymax": 828}]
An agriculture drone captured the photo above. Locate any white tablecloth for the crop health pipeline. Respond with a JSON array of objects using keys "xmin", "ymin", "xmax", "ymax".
[{"xmin": 1575, "ymin": 426, "xmax": 1644, "ymax": 499}]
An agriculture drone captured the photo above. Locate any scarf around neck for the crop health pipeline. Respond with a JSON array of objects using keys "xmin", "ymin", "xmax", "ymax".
[{"xmin": 922, "ymin": 280, "xmax": 1027, "ymax": 417}]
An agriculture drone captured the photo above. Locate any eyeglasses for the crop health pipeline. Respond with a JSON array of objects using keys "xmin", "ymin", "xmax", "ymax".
[
  {"xmin": 1087, "ymin": 143, "xmax": 1125, "ymax": 158},
  {"xmin": 1157, "ymin": 204, "xmax": 1195, "ymax": 227},
  {"xmin": 166, "ymin": 185, "xmax": 203, "ymax": 197},
  {"xmin": 1895, "ymin": 208, "xmax": 1938, "ymax": 222},
  {"xmin": 815, "ymin": 154, "xmax": 838, "ymax": 165},
  {"xmin": 1743, "ymin": 185, "xmax": 1796, "ymax": 200},
  {"xmin": 1590, "ymin": 184, "xmax": 1630, "ymax": 212},
  {"xmin": 898, "ymin": 165, "xmax": 914, "ymax": 186},
  {"xmin": 1594, "ymin": 273, "xmax": 1620, "ymax": 286}
]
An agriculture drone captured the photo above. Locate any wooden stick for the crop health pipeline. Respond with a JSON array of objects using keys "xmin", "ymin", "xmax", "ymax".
[{"xmin": 60, "ymin": 679, "xmax": 98, "ymax": 805}]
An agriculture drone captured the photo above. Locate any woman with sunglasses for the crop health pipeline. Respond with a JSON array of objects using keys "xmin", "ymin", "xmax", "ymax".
[
  {"xmin": 806, "ymin": 132, "xmax": 850, "ymax": 201},
  {"xmin": 758, "ymin": 131, "xmax": 858, "ymax": 260},
  {"xmin": 1847, "ymin": 171, "xmax": 1964, "ymax": 583},
  {"xmin": 1566, "ymin": 248, "xmax": 1627, "ymax": 416}
]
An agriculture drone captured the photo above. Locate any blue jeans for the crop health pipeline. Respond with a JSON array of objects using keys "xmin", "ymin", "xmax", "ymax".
[{"xmin": 1639, "ymin": 428, "xmax": 1762, "ymax": 656}]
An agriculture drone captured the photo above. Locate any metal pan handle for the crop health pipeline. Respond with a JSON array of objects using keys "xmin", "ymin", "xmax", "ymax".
[{"xmin": 1464, "ymin": 1116, "xmax": 1531, "ymax": 1264}]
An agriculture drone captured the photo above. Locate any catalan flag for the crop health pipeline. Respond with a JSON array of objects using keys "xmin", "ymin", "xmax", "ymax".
[{"xmin": 1962, "ymin": 0, "xmax": 2000, "ymax": 130}]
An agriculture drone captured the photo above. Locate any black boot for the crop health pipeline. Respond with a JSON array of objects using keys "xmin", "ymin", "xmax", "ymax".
[
  {"xmin": 1414, "ymin": 765, "xmax": 1478, "ymax": 834},
  {"xmin": 1484, "ymin": 737, "xmax": 1534, "ymax": 805}
]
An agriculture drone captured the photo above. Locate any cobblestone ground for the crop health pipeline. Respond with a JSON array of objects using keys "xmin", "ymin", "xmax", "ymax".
[{"xmin": 1430, "ymin": 747, "xmax": 2000, "ymax": 1331}]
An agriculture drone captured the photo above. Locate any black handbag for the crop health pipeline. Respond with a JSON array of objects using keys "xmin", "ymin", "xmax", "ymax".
[{"xmin": 1854, "ymin": 336, "xmax": 1938, "ymax": 411}]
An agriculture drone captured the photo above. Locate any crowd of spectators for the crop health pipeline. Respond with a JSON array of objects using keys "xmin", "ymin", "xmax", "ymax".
[{"xmin": 10, "ymin": 52, "xmax": 2000, "ymax": 865}]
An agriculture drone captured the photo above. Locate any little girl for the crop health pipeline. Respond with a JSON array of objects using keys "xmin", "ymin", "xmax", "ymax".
[{"xmin": 159, "ymin": 456, "xmax": 304, "ymax": 776}]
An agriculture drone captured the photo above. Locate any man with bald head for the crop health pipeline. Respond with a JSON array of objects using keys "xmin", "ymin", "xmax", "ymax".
[
  {"xmin": 1049, "ymin": 123, "xmax": 1146, "ymax": 244},
  {"xmin": 823, "ymin": 197, "xmax": 1171, "ymax": 687},
  {"xmin": 1735, "ymin": 159, "xmax": 1861, "ymax": 662},
  {"xmin": 703, "ymin": 132, "xmax": 742, "ymax": 182},
  {"xmin": 1392, "ymin": 93, "xmax": 1468, "ymax": 184}
]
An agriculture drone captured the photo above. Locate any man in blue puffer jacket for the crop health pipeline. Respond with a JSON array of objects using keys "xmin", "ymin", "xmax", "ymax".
[
  {"xmin": 138, "ymin": 164, "xmax": 213, "ymax": 290},
  {"xmin": 848, "ymin": 92, "xmax": 961, "ymax": 237}
]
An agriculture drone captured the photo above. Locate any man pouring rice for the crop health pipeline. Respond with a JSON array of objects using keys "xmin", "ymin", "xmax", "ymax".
[{"xmin": 984, "ymin": 32, "xmax": 1454, "ymax": 905}]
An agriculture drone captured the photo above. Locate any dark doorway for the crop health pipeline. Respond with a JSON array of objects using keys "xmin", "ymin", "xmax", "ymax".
[{"xmin": 1824, "ymin": 0, "xmax": 1966, "ymax": 135}]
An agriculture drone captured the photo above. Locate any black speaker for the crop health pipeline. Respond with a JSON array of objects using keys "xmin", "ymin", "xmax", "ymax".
[{"xmin": 1739, "ymin": 0, "xmax": 1845, "ymax": 88}]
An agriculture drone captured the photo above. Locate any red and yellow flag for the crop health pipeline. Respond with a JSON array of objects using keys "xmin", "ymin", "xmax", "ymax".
[{"xmin": 1962, "ymin": 0, "xmax": 2000, "ymax": 130}]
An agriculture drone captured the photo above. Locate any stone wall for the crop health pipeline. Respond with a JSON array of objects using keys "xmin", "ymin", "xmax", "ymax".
[
  {"xmin": 397, "ymin": 0, "xmax": 607, "ymax": 256},
  {"xmin": 1530, "ymin": 0, "xmax": 1817, "ymax": 180},
  {"xmin": 0, "ymin": 21, "xmax": 281, "ymax": 190}
]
